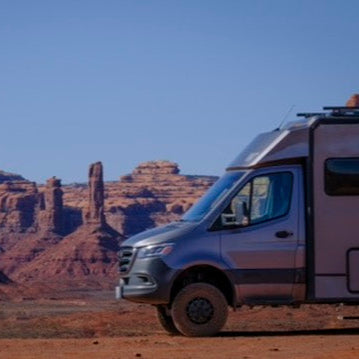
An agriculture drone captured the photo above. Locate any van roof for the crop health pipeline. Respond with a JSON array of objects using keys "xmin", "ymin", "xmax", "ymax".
[{"xmin": 227, "ymin": 107, "xmax": 359, "ymax": 170}]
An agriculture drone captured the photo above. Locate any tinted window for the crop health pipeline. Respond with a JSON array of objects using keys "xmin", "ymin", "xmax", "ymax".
[
  {"xmin": 217, "ymin": 172, "xmax": 293, "ymax": 229},
  {"xmin": 325, "ymin": 158, "xmax": 359, "ymax": 196},
  {"xmin": 182, "ymin": 171, "xmax": 245, "ymax": 222},
  {"xmin": 249, "ymin": 173, "xmax": 293, "ymax": 224}
]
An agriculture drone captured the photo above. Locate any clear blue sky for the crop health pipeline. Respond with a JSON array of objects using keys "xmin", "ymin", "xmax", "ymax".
[{"xmin": 1, "ymin": 1, "xmax": 358, "ymax": 183}]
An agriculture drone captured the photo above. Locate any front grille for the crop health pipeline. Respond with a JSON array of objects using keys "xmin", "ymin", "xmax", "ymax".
[{"xmin": 118, "ymin": 246, "xmax": 135, "ymax": 273}]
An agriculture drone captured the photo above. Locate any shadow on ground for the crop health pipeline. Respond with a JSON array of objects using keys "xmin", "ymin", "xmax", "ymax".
[{"xmin": 220, "ymin": 327, "xmax": 359, "ymax": 337}]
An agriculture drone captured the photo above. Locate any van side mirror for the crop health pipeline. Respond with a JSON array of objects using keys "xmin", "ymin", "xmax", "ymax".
[{"xmin": 221, "ymin": 201, "xmax": 249, "ymax": 227}]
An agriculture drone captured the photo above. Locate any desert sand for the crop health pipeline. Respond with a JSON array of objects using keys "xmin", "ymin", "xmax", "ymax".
[{"xmin": 1, "ymin": 290, "xmax": 359, "ymax": 359}]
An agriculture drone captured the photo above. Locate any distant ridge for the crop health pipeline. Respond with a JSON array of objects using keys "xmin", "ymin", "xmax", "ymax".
[{"xmin": 0, "ymin": 170, "xmax": 25, "ymax": 183}]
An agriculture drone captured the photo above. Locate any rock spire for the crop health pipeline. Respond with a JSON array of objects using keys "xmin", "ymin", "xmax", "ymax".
[
  {"xmin": 43, "ymin": 176, "xmax": 63, "ymax": 234},
  {"xmin": 85, "ymin": 162, "xmax": 105, "ymax": 226}
]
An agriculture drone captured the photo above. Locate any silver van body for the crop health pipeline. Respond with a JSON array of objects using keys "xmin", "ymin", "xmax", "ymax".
[{"xmin": 117, "ymin": 107, "xmax": 359, "ymax": 315}]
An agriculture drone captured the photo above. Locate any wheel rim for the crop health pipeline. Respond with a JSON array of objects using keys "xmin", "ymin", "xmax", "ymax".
[{"xmin": 186, "ymin": 297, "xmax": 214, "ymax": 324}]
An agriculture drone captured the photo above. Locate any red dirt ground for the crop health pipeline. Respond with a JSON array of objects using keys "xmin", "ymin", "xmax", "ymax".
[{"xmin": 1, "ymin": 290, "xmax": 359, "ymax": 358}]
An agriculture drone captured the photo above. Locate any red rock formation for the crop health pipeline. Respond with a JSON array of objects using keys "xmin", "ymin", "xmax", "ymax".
[
  {"xmin": 132, "ymin": 160, "xmax": 180, "ymax": 175},
  {"xmin": 41, "ymin": 177, "xmax": 63, "ymax": 234},
  {"xmin": 85, "ymin": 162, "xmax": 105, "ymax": 226},
  {"xmin": 0, "ymin": 231, "xmax": 62, "ymax": 277},
  {"xmin": 11, "ymin": 162, "xmax": 123, "ymax": 288},
  {"xmin": 110, "ymin": 161, "xmax": 216, "ymax": 235},
  {"xmin": 346, "ymin": 94, "xmax": 359, "ymax": 107},
  {"xmin": 12, "ymin": 225, "xmax": 121, "ymax": 289},
  {"xmin": 0, "ymin": 179, "xmax": 64, "ymax": 278},
  {"xmin": 0, "ymin": 170, "xmax": 24, "ymax": 183},
  {"xmin": 0, "ymin": 181, "xmax": 40, "ymax": 235},
  {"xmin": 63, "ymin": 161, "xmax": 217, "ymax": 237},
  {"xmin": 0, "ymin": 160, "xmax": 215, "ymax": 291}
]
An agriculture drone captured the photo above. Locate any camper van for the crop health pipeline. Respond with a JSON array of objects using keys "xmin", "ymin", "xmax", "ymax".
[{"xmin": 116, "ymin": 106, "xmax": 359, "ymax": 337}]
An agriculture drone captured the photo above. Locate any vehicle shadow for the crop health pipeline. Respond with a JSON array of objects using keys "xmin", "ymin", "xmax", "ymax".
[{"xmin": 219, "ymin": 327, "xmax": 359, "ymax": 337}]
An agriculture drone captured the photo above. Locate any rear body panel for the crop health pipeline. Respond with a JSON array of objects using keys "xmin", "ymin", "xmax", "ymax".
[{"xmin": 311, "ymin": 120, "xmax": 359, "ymax": 300}]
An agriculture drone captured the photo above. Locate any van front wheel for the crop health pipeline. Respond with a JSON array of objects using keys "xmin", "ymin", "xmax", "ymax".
[
  {"xmin": 171, "ymin": 283, "xmax": 228, "ymax": 337},
  {"xmin": 156, "ymin": 305, "xmax": 180, "ymax": 335}
]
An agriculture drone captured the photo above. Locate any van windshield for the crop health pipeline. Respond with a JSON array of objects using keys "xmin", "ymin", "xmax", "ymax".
[{"xmin": 182, "ymin": 171, "xmax": 245, "ymax": 222}]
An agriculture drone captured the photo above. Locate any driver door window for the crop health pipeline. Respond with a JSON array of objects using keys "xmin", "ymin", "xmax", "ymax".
[{"xmin": 220, "ymin": 172, "xmax": 293, "ymax": 228}]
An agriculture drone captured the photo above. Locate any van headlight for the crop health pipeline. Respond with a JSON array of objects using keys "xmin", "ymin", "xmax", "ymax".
[{"xmin": 137, "ymin": 244, "xmax": 174, "ymax": 259}]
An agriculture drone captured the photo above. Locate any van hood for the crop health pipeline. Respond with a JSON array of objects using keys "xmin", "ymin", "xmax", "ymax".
[{"xmin": 121, "ymin": 221, "xmax": 198, "ymax": 248}]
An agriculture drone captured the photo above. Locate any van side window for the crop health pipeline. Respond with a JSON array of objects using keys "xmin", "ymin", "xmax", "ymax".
[
  {"xmin": 325, "ymin": 158, "xmax": 359, "ymax": 196},
  {"xmin": 218, "ymin": 172, "xmax": 293, "ymax": 229}
]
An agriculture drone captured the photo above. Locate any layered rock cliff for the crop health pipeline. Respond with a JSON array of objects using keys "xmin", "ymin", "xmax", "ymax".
[
  {"xmin": 0, "ymin": 170, "xmax": 24, "ymax": 183},
  {"xmin": 63, "ymin": 160, "xmax": 217, "ymax": 237},
  {"xmin": 0, "ymin": 160, "xmax": 215, "ymax": 289},
  {"xmin": 0, "ymin": 181, "xmax": 41, "ymax": 236},
  {"xmin": 8, "ymin": 162, "xmax": 122, "ymax": 288}
]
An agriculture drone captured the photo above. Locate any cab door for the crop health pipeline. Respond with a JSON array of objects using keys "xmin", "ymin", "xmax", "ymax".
[{"xmin": 218, "ymin": 166, "xmax": 304, "ymax": 303}]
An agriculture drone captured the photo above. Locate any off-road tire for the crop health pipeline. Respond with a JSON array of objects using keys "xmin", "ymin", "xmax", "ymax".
[
  {"xmin": 171, "ymin": 283, "xmax": 228, "ymax": 337},
  {"xmin": 156, "ymin": 305, "xmax": 180, "ymax": 335}
]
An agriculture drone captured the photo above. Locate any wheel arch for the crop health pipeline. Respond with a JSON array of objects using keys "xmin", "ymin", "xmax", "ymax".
[{"xmin": 169, "ymin": 264, "xmax": 236, "ymax": 307}]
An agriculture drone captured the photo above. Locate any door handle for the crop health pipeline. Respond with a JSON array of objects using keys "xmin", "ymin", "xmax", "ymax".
[{"xmin": 275, "ymin": 230, "xmax": 293, "ymax": 238}]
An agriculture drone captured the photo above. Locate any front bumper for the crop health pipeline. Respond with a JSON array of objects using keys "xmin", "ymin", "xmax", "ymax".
[{"xmin": 116, "ymin": 257, "xmax": 179, "ymax": 305}]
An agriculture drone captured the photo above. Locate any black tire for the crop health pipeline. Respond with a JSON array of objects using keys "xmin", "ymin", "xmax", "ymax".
[
  {"xmin": 156, "ymin": 305, "xmax": 180, "ymax": 335},
  {"xmin": 171, "ymin": 283, "xmax": 228, "ymax": 337}
]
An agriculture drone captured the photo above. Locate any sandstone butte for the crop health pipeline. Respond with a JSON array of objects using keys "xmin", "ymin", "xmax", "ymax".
[{"xmin": 0, "ymin": 160, "xmax": 216, "ymax": 295}]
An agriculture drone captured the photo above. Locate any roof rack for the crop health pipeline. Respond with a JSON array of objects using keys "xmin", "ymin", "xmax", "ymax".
[
  {"xmin": 323, "ymin": 106, "xmax": 359, "ymax": 111},
  {"xmin": 296, "ymin": 112, "xmax": 326, "ymax": 118},
  {"xmin": 297, "ymin": 106, "xmax": 359, "ymax": 118},
  {"xmin": 323, "ymin": 106, "xmax": 359, "ymax": 115}
]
